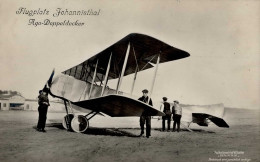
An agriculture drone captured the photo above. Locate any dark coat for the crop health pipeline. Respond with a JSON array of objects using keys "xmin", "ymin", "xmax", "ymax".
[
  {"xmin": 138, "ymin": 96, "xmax": 153, "ymax": 106},
  {"xmin": 138, "ymin": 96, "xmax": 153, "ymax": 116},
  {"xmin": 163, "ymin": 102, "xmax": 171, "ymax": 116},
  {"xmin": 38, "ymin": 94, "xmax": 50, "ymax": 106}
]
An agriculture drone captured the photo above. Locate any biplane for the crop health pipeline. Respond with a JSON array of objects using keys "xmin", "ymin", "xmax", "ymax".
[{"xmin": 46, "ymin": 33, "xmax": 192, "ymax": 132}]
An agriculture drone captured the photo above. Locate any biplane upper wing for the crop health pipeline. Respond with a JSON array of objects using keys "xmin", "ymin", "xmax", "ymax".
[
  {"xmin": 62, "ymin": 33, "xmax": 190, "ymax": 82},
  {"xmin": 72, "ymin": 95, "xmax": 164, "ymax": 117}
]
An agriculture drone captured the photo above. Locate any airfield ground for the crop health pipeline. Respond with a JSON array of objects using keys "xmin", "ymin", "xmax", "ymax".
[{"xmin": 0, "ymin": 108, "xmax": 259, "ymax": 162}]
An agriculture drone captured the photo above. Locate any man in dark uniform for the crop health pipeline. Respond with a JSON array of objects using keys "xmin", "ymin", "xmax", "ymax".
[
  {"xmin": 160, "ymin": 97, "xmax": 171, "ymax": 131},
  {"xmin": 37, "ymin": 89, "xmax": 50, "ymax": 132},
  {"xmin": 138, "ymin": 89, "xmax": 153, "ymax": 138}
]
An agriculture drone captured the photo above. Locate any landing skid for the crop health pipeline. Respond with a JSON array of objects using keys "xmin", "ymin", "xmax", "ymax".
[{"xmin": 181, "ymin": 122, "xmax": 193, "ymax": 132}]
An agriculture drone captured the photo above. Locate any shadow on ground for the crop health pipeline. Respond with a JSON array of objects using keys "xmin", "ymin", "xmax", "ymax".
[
  {"xmin": 33, "ymin": 123, "xmax": 215, "ymax": 136},
  {"xmin": 44, "ymin": 123, "xmax": 141, "ymax": 137},
  {"xmin": 153, "ymin": 128, "xmax": 215, "ymax": 133}
]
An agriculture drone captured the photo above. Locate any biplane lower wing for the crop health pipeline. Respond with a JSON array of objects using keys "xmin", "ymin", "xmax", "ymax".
[
  {"xmin": 49, "ymin": 74, "xmax": 164, "ymax": 117},
  {"xmin": 72, "ymin": 95, "xmax": 164, "ymax": 117}
]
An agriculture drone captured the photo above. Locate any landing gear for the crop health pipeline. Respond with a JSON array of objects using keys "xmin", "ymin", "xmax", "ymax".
[
  {"xmin": 71, "ymin": 115, "xmax": 89, "ymax": 133},
  {"xmin": 62, "ymin": 114, "xmax": 74, "ymax": 131},
  {"xmin": 62, "ymin": 114, "xmax": 89, "ymax": 133},
  {"xmin": 62, "ymin": 101, "xmax": 98, "ymax": 133}
]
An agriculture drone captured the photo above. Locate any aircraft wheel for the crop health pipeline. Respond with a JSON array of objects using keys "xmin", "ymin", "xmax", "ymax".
[
  {"xmin": 71, "ymin": 115, "xmax": 89, "ymax": 133},
  {"xmin": 62, "ymin": 114, "xmax": 74, "ymax": 131}
]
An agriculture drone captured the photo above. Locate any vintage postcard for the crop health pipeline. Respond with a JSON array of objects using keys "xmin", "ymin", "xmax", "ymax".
[{"xmin": 0, "ymin": 0, "xmax": 259, "ymax": 161}]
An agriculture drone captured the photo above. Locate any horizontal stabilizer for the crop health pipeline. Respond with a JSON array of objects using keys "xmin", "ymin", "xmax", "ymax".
[
  {"xmin": 197, "ymin": 122, "xmax": 208, "ymax": 127},
  {"xmin": 192, "ymin": 113, "xmax": 210, "ymax": 127},
  {"xmin": 208, "ymin": 116, "xmax": 229, "ymax": 128},
  {"xmin": 192, "ymin": 113, "xmax": 229, "ymax": 128}
]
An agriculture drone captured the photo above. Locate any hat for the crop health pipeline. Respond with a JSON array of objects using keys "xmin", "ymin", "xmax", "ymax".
[
  {"xmin": 142, "ymin": 89, "xmax": 148, "ymax": 93},
  {"xmin": 162, "ymin": 97, "xmax": 167, "ymax": 101}
]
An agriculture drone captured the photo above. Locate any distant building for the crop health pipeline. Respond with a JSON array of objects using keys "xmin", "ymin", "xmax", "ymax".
[
  {"xmin": 0, "ymin": 92, "xmax": 65, "ymax": 112},
  {"xmin": 0, "ymin": 93, "xmax": 25, "ymax": 110},
  {"xmin": 24, "ymin": 99, "xmax": 38, "ymax": 111}
]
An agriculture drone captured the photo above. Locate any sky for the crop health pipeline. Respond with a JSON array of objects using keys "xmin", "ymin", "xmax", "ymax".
[{"xmin": 0, "ymin": 0, "xmax": 259, "ymax": 109}]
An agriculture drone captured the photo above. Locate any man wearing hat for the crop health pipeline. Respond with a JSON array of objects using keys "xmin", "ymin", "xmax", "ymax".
[
  {"xmin": 36, "ymin": 89, "xmax": 50, "ymax": 132},
  {"xmin": 138, "ymin": 89, "xmax": 153, "ymax": 138},
  {"xmin": 172, "ymin": 100, "xmax": 182, "ymax": 132},
  {"xmin": 160, "ymin": 97, "xmax": 171, "ymax": 131}
]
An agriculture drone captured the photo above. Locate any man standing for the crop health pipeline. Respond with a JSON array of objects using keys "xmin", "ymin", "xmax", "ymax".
[
  {"xmin": 138, "ymin": 89, "xmax": 153, "ymax": 138},
  {"xmin": 37, "ymin": 89, "xmax": 50, "ymax": 132},
  {"xmin": 160, "ymin": 97, "xmax": 171, "ymax": 131},
  {"xmin": 172, "ymin": 100, "xmax": 182, "ymax": 132}
]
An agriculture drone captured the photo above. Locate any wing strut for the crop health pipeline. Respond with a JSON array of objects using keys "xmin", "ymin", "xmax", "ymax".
[
  {"xmin": 131, "ymin": 66, "xmax": 138, "ymax": 95},
  {"xmin": 116, "ymin": 42, "xmax": 130, "ymax": 94},
  {"xmin": 101, "ymin": 53, "xmax": 112, "ymax": 96},
  {"xmin": 88, "ymin": 59, "xmax": 99, "ymax": 99},
  {"xmin": 131, "ymin": 46, "xmax": 139, "ymax": 95},
  {"xmin": 140, "ymin": 55, "xmax": 156, "ymax": 71},
  {"xmin": 148, "ymin": 54, "xmax": 160, "ymax": 103}
]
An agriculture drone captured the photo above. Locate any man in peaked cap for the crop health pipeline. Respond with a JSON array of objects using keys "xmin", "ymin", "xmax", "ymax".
[
  {"xmin": 138, "ymin": 89, "xmax": 153, "ymax": 138},
  {"xmin": 142, "ymin": 89, "xmax": 148, "ymax": 93},
  {"xmin": 36, "ymin": 89, "xmax": 50, "ymax": 132}
]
